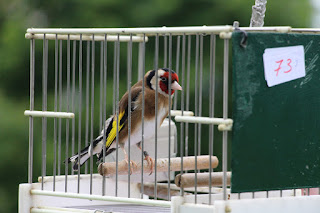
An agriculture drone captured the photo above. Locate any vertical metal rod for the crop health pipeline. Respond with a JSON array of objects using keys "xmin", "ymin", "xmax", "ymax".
[
  {"xmin": 53, "ymin": 34, "xmax": 58, "ymax": 191},
  {"xmin": 90, "ymin": 35, "xmax": 95, "ymax": 194},
  {"xmin": 85, "ymin": 41, "xmax": 90, "ymax": 174},
  {"xmin": 28, "ymin": 38, "xmax": 35, "ymax": 184},
  {"xmin": 185, "ymin": 35, "xmax": 191, "ymax": 159},
  {"xmin": 65, "ymin": 34, "xmax": 71, "ymax": 192},
  {"xmin": 194, "ymin": 33, "xmax": 199, "ymax": 203},
  {"xmin": 198, "ymin": 35, "xmax": 203, "ymax": 158},
  {"xmin": 100, "ymin": 40, "xmax": 106, "ymax": 190},
  {"xmin": 102, "ymin": 34, "xmax": 108, "ymax": 196},
  {"xmin": 127, "ymin": 34, "xmax": 133, "ymax": 198},
  {"xmin": 167, "ymin": 33, "xmax": 172, "ymax": 201},
  {"xmin": 42, "ymin": 34, "xmax": 48, "ymax": 190},
  {"xmin": 154, "ymin": 34, "xmax": 159, "ymax": 200},
  {"xmin": 140, "ymin": 34, "xmax": 146, "ymax": 199},
  {"xmin": 113, "ymin": 43, "xmax": 117, "ymax": 115},
  {"xmin": 77, "ymin": 34, "xmax": 83, "ymax": 193},
  {"xmin": 208, "ymin": 34, "xmax": 213, "ymax": 204},
  {"xmin": 208, "ymin": 34, "xmax": 216, "ymax": 205},
  {"xmin": 71, "ymin": 40, "xmax": 76, "ymax": 176},
  {"xmin": 58, "ymin": 40, "xmax": 63, "ymax": 176},
  {"xmin": 115, "ymin": 34, "xmax": 120, "ymax": 197},
  {"xmin": 100, "ymin": 42, "xmax": 104, "ymax": 131},
  {"xmin": 222, "ymin": 38, "xmax": 230, "ymax": 201},
  {"xmin": 173, "ymin": 36, "xmax": 181, "ymax": 111},
  {"xmin": 179, "ymin": 33, "xmax": 186, "ymax": 197}
]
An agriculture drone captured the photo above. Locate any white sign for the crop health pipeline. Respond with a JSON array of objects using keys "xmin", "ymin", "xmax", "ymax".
[{"xmin": 263, "ymin": 45, "xmax": 306, "ymax": 87}]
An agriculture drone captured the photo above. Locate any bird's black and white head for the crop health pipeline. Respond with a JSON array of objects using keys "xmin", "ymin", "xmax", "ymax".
[{"xmin": 146, "ymin": 68, "xmax": 182, "ymax": 96}]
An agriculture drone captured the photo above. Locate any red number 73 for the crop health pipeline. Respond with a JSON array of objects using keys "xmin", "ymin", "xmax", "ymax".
[{"xmin": 274, "ymin": 59, "xmax": 292, "ymax": 76}]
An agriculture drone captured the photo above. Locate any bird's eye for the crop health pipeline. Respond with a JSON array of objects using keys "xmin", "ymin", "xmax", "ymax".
[{"xmin": 161, "ymin": 77, "xmax": 166, "ymax": 82}]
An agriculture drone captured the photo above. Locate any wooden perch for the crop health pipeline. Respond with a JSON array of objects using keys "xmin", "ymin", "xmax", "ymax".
[
  {"xmin": 175, "ymin": 172, "xmax": 231, "ymax": 188},
  {"xmin": 98, "ymin": 155, "xmax": 219, "ymax": 176}
]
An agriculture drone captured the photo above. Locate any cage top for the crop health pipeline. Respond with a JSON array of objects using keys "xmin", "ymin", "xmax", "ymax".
[
  {"xmin": 26, "ymin": 25, "xmax": 234, "ymax": 36},
  {"xmin": 25, "ymin": 26, "xmax": 320, "ymax": 43},
  {"xmin": 25, "ymin": 25, "xmax": 314, "ymax": 36}
]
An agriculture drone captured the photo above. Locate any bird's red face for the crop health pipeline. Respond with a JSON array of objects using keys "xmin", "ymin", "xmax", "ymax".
[{"xmin": 159, "ymin": 70, "xmax": 182, "ymax": 95}]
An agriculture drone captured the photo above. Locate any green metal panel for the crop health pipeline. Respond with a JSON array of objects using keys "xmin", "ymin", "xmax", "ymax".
[{"xmin": 231, "ymin": 32, "xmax": 320, "ymax": 192}]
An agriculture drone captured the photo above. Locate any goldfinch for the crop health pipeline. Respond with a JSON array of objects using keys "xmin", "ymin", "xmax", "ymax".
[{"xmin": 66, "ymin": 68, "xmax": 182, "ymax": 173}]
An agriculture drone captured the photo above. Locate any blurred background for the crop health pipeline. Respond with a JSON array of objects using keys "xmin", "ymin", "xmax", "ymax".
[{"xmin": 0, "ymin": 0, "xmax": 313, "ymax": 211}]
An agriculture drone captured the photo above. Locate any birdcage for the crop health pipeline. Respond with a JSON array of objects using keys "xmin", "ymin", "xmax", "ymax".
[{"xmin": 19, "ymin": 25, "xmax": 320, "ymax": 213}]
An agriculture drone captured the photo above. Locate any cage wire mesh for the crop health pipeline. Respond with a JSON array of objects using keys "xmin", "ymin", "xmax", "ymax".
[
  {"xmin": 27, "ymin": 29, "xmax": 232, "ymax": 203},
  {"xmin": 25, "ymin": 26, "xmax": 318, "ymax": 211}
]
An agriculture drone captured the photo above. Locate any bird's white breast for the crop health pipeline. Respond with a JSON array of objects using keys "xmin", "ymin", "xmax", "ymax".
[{"xmin": 124, "ymin": 106, "xmax": 168, "ymax": 147}]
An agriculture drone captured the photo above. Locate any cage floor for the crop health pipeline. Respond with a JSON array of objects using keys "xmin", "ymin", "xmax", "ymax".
[{"xmin": 75, "ymin": 204, "xmax": 170, "ymax": 213}]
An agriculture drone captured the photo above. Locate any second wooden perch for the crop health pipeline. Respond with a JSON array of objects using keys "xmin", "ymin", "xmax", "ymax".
[
  {"xmin": 175, "ymin": 172, "xmax": 231, "ymax": 188},
  {"xmin": 98, "ymin": 155, "xmax": 219, "ymax": 176}
]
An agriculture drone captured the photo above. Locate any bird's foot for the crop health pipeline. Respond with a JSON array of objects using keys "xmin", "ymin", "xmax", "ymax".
[
  {"xmin": 144, "ymin": 155, "xmax": 154, "ymax": 175},
  {"xmin": 124, "ymin": 159, "xmax": 138, "ymax": 175}
]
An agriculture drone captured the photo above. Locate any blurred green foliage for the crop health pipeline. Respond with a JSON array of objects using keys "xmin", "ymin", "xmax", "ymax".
[{"xmin": 0, "ymin": 0, "xmax": 311, "ymax": 212}]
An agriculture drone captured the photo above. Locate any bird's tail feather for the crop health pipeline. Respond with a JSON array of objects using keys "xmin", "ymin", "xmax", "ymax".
[
  {"xmin": 65, "ymin": 146, "xmax": 90, "ymax": 171},
  {"xmin": 65, "ymin": 126, "xmax": 111, "ymax": 170},
  {"xmin": 72, "ymin": 152, "xmax": 90, "ymax": 171}
]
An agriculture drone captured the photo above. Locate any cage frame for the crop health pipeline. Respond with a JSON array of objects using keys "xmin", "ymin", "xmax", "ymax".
[{"xmin": 21, "ymin": 25, "xmax": 320, "ymax": 213}]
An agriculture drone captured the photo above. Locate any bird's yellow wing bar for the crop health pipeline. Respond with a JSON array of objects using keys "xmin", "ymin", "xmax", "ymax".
[{"xmin": 105, "ymin": 110, "xmax": 126, "ymax": 148}]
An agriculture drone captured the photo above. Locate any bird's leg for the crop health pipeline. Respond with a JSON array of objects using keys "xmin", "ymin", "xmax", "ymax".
[
  {"xmin": 120, "ymin": 144, "xmax": 137, "ymax": 175},
  {"xmin": 136, "ymin": 142, "xmax": 154, "ymax": 175},
  {"xmin": 144, "ymin": 151, "xmax": 155, "ymax": 175}
]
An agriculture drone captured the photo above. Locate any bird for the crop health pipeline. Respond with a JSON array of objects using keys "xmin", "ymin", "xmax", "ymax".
[{"xmin": 66, "ymin": 68, "xmax": 182, "ymax": 174}]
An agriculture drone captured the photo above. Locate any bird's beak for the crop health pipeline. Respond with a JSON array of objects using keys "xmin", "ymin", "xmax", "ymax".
[{"xmin": 171, "ymin": 81, "xmax": 182, "ymax": 90}]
